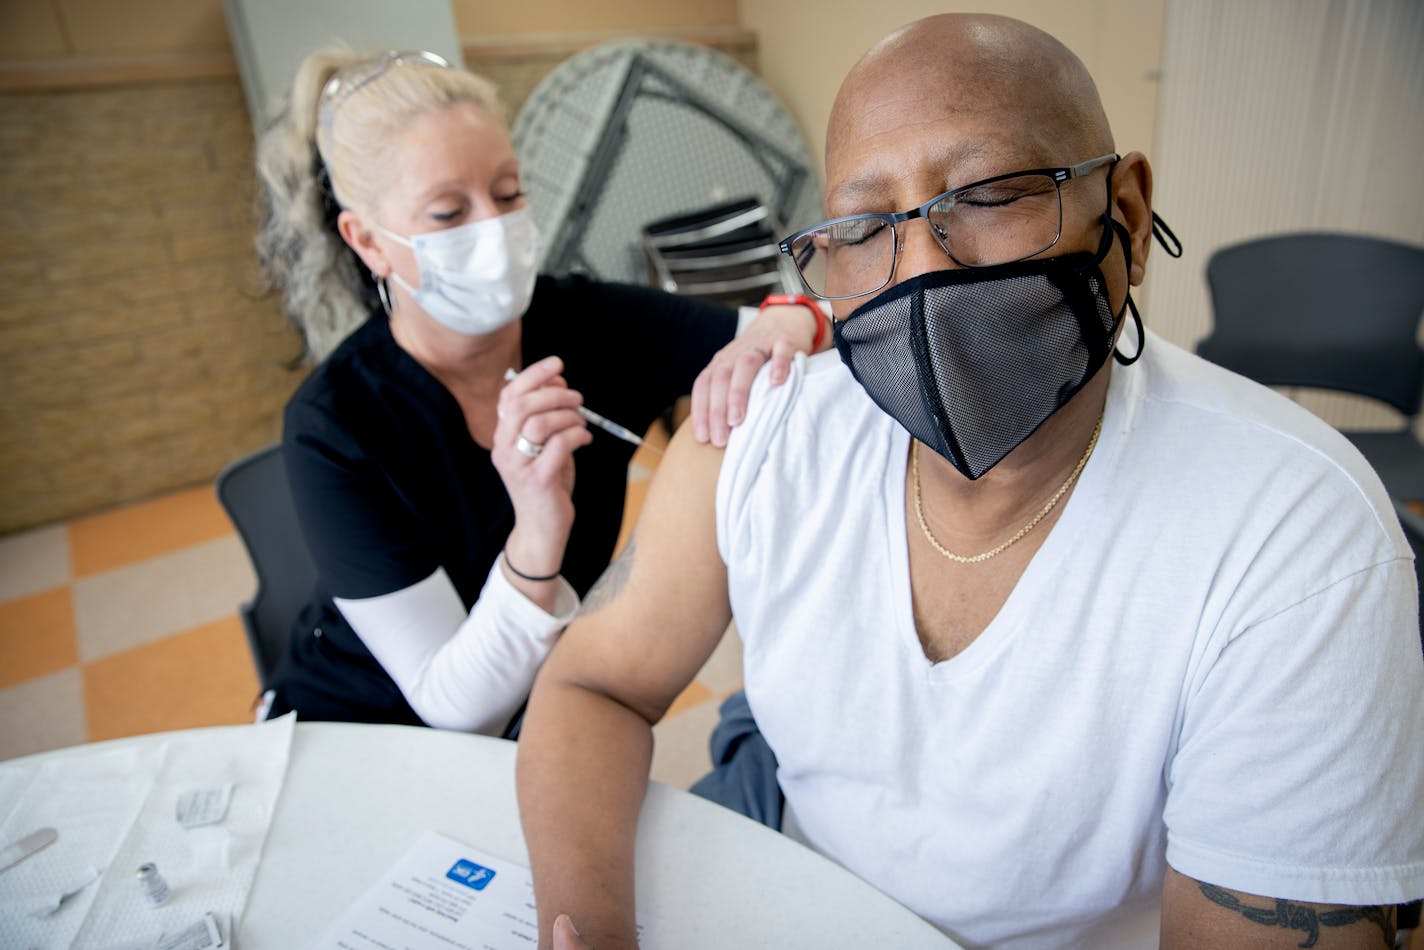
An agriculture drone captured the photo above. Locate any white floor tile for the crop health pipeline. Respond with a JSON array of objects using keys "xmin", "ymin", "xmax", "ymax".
[
  {"xmin": 72, "ymin": 536, "xmax": 255, "ymax": 662},
  {"xmin": 0, "ymin": 524, "xmax": 71, "ymax": 602},
  {"xmin": 0, "ymin": 668, "xmax": 87, "ymax": 761},
  {"xmin": 650, "ymin": 697, "xmax": 721, "ymax": 790}
]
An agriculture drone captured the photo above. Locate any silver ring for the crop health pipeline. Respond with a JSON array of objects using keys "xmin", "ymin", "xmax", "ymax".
[{"xmin": 514, "ymin": 434, "xmax": 543, "ymax": 458}]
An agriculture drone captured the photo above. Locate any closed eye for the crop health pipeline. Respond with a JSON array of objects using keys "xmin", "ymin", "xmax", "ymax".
[
  {"xmin": 958, "ymin": 194, "xmax": 1020, "ymax": 209},
  {"xmin": 828, "ymin": 218, "xmax": 890, "ymax": 248},
  {"xmin": 950, "ymin": 177, "xmax": 1056, "ymax": 209},
  {"xmin": 947, "ymin": 188, "xmax": 1026, "ymax": 209}
]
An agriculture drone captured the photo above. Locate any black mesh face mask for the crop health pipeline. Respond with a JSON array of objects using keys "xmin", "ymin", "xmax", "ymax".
[{"xmin": 833, "ymin": 215, "xmax": 1135, "ymax": 480}]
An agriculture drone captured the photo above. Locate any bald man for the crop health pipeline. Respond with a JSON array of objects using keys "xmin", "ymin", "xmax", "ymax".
[{"xmin": 517, "ymin": 14, "xmax": 1424, "ymax": 949}]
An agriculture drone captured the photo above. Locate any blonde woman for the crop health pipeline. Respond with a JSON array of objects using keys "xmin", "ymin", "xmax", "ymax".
[{"xmin": 254, "ymin": 49, "xmax": 826, "ymax": 733}]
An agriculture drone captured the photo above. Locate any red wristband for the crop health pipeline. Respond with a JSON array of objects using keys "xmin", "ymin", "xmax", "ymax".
[{"xmin": 760, "ymin": 293, "xmax": 829, "ymax": 352}]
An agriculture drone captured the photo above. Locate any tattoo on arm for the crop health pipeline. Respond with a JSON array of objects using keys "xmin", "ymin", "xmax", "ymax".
[
  {"xmin": 1197, "ymin": 881, "xmax": 1396, "ymax": 949},
  {"xmin": 580, "ymin": 535, "xmax": 637, "ymax": 616}
]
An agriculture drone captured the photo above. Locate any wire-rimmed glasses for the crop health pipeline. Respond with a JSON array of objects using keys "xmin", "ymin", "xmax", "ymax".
[
  {"xmin": 778, "ymin": 153, "xmax": 1118, "ymax": 300},
  {"xmin": 318, "ymin": 50, "xmax": 451, "ymax": 128}
]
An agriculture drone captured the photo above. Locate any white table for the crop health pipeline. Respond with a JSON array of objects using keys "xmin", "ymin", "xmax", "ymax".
[{"xmin": 9, "ymin": 722, "xmax": 956, "ymax": 947}]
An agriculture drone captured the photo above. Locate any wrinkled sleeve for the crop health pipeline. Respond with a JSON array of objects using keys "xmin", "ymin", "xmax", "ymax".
[
  {"xmin": 334, "ymin": 561, "xmax": 578, "ymax": 734},
  {"xmin": 716, "ymin": 353, "xmax": 807, "ymax": 568}
]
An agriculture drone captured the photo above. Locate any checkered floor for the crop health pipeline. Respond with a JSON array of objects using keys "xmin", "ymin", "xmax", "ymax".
[{"xmin": 0, "ymin": 425, "xmax": 741, "ymax": 788}]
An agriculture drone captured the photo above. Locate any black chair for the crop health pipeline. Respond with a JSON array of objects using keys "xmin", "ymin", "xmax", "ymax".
[
  {"xmin": 642, "ymin": 197, "xmax": 801, "ymax": 310},
  {"xmin": 1198, "ymin": 232, "xmax": 1424, "ymax": 500},
  {"xmin": 215, "ymin": 444, "xmax": 316, "ymax": 691}
]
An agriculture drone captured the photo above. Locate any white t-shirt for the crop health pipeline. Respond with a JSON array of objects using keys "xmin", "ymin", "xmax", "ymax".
[{"xmin": 716, "ymin": 333, "xmax": 1424, "ymax": 949}]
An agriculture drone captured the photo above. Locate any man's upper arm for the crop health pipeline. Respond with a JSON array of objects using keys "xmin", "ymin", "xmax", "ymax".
[
  {"xmin": 1161, "ymin": 866, "xmax": 1398, "ymax": 949},
  {"xmin": 538, "ymin": 420, "xmax": 733, "ymax": 722}
]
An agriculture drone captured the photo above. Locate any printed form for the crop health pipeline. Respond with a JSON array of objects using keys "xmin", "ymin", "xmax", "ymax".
[{"xmin": 310, "ymin": 831, "xmax": 660, "ymax": 949}]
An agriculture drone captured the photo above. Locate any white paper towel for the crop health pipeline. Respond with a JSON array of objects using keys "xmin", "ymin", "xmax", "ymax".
[
  {"xmin": 0, "ymin": 713, "xmax": 295, "ymax": 949},
  {"xmin": 0, "ymin": 743, "xmax": 165, "ymax": 948}
]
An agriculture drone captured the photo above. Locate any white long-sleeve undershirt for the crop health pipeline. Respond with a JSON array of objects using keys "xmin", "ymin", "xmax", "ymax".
[
  {"xmin": 329, "ymin": 307, "xmax": 762, "ymax": 732},
  {"xmin": 333, "ymin": 560, "xmax": 578, "ymax": 734}
]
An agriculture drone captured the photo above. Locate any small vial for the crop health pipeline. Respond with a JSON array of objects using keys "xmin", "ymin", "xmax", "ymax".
[{"xmin": 136, "ymin": 862, "xmax": 170, "ymax": 906}]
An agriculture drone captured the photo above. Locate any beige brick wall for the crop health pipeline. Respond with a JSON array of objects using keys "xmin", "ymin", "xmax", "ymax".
[
  {"xmin": 0, "ymin": 79, "xmax": 304, "ymax": 534},
  {"xmin": 0, "ymin": 12, "xmax": 756, "ymax": 537}
]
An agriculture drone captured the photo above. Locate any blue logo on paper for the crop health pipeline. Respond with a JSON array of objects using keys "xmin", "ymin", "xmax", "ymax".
[{"xmin": 446, "ymin": 859, "xmax": 496, "ymax": 891}]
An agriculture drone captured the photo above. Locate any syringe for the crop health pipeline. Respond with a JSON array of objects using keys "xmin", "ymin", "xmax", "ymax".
[{"xmin": 503, "ymin": 368, "xmax": 659, "ymax": 453}]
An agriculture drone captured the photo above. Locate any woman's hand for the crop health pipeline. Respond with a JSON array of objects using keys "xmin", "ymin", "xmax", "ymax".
[
  {"xmin": 690, "ymin": 302, "xmax": 823, "ymax": 447},
  {"xmin": 493, "ymin": 357, "xmax": 591, "ymax": 591}
]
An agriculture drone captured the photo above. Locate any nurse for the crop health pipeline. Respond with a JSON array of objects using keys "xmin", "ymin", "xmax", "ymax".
[{"xmin": 253, "ymin": 48, "xmax": 826, "ymax": 732}]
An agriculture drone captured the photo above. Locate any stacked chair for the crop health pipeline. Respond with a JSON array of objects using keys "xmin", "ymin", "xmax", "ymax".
[
  {"xmin": 512, "ymin": 39, "xmax": 821, "ymax": 287},
  {"xmin": 642, "ymin": 196, "xmax": 801, "ymax": 309}
]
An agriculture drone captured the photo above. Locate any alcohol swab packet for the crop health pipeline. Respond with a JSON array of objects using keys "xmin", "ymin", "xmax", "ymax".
[
  {"xmin": 175, "ymin": 786, "xmax": 232, "ymax": 830},
  {"xmin": 155, "ymin": 911, "xmax": 226, "ymax": 950}
]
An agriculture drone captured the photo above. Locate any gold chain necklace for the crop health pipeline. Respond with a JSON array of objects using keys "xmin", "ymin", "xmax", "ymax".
[{"xmin": 911, "ymin": 412, "xmax": 1104, "ymax": 565}]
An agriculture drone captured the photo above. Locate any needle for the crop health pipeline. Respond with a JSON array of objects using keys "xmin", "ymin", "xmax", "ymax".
[{"xmin": 503, "ymin": 369, "xmax": 661, "ymax": 454}]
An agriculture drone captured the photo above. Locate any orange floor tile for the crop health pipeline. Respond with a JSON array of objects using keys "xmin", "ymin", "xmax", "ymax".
[
  {"xmin": 68, "ymin": 483, "xmax": 236, "ymax": 578},
  {"xmin": 0, "ymin": 587, "xmax": 78, "ymax": 689},
  {"xmin": 664, "ymin": 679, "xmax": 714, "ymax": 719},
  {"xmin": 82, "ymin": 615, "xmax": 259, "ymax": 743},
  {"xmin": 635, "ymin": 412, "xmax": 674, "ymax": 457},
  {"xmin": 1, "ymin": 417, "xmax": 740, "ymax": 789},
  {"xmin": 615, "ymin": 418, "xmax": 671, "ymax": 555}
]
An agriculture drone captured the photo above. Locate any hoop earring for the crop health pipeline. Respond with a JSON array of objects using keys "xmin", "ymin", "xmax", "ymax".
[{"xmin": 375, "ymin": 274, "xmax": 393, "ymax": 316}]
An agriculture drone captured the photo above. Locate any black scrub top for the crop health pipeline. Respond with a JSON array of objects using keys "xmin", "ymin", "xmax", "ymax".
[{"xmin": 272, "ymin": 274, "xmax": 736, "ymax": 726}]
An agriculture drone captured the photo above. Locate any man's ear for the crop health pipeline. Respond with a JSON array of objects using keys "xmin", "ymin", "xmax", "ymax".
[
  {"xmin": 1111, "ymin": 152, "xmax": 1153, "ymax": 286},
  {"xmin": 338, "ymin": 209, "xmax": 389, "ymax": 278}
]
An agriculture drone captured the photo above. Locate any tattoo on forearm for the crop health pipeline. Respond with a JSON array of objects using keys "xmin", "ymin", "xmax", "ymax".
[
  {"xmin": 581, "ymin": 535, "xmax": 637, "ymax": 615},
  {"xmin": 1197, "ymin": 881, "xmax": 1395, "ymax": 948}
]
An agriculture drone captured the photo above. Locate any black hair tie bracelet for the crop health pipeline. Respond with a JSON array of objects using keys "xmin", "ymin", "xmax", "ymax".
[{"xmin": 503, "ymin": 549, "xmax": 560, "ymax": 583}]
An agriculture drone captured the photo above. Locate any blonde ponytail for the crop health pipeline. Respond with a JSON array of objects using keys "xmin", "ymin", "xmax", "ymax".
[{"xmin": 254, "ymin": 48, "xmax": 504, "ymax": 362}]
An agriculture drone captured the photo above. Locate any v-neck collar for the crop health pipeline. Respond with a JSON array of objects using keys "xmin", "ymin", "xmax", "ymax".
[{"xmin": 884, "ymin": 359, "xmax": 1138, "ymax": 682}]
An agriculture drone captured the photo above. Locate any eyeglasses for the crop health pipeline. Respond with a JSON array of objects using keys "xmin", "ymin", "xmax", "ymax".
[
  {"xmin": 318, "ymin": 50, "xmax": 451, "ymax": 128},
  {"xmin": 778, "ymin": 154, "xmax": 1118, "ymax": 300}
]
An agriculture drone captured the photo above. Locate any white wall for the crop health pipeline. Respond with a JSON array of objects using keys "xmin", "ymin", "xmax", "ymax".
[
  {"xmin": 742, "ymin": 0, "xmax": 1424, "ymax": 434},
  {"xmin": 737, "ymin": 0, "xmax": 1167, "ymax": 195},
  {"xmin": 1145, "ymin": 0, "xmax": 1424, "ymax": 430}
]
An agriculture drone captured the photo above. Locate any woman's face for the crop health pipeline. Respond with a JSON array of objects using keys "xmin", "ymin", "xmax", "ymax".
[
  {"xmin": 379, "ymin": 101, "xmax": 525, "ymax": 238},
  {"xmin": 340, "ymin": 101, "xmax": 525, "ymax": 291}
]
